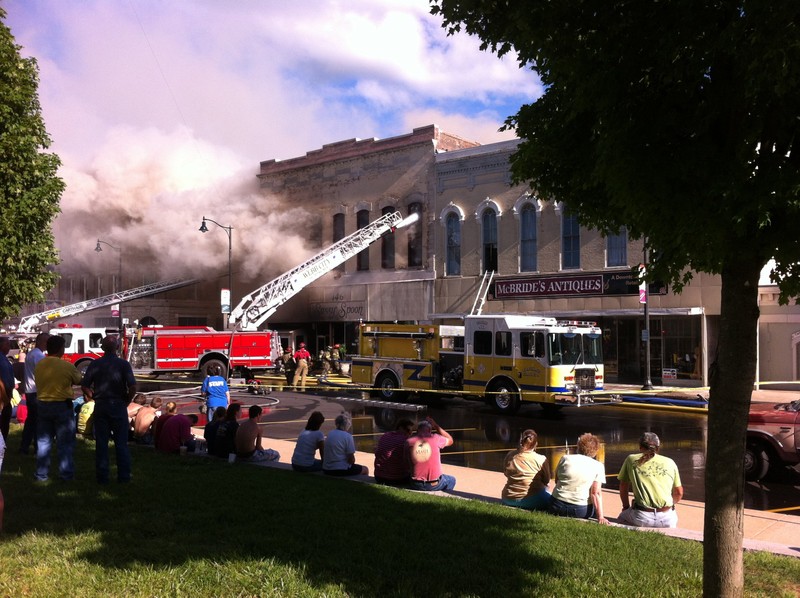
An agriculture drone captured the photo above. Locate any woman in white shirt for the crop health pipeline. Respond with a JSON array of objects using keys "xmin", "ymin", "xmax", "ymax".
[{"xmin": 549, "ymin": 433, "xmax": 609, "ymax": 524}]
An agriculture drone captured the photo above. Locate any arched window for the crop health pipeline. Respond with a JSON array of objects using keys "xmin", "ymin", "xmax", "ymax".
[
  {"xmin": 381, "ymin": 206, "xmax": 395, "ymax": 269},
  {"xmin": 356, "ymin": 209, "xmax": 370, "ymax": 271},
  {"xmin": 606, "ymin": 227, "xmax": 628, "ymax": 267},
  {"xmin": 407, "ymin": 202, "xmax": 423, "ymax": 268},
  {"xmin": 482, "ymin": 209, "xmax": 498, "ymax": 273},
  {"xmin": 520, "ymin": 204, "xmax": 537, "ymax": 272},
  {"xmin": 333, "ymin": 213, "xmax": 345, "ymax": 272},
  {"xmin": 562, "ymin": 211, "xmax": 581, "ymax": 269},
  {"xmin": 446, "ymin": 213, "xmax": 461, "ymax": 276}
]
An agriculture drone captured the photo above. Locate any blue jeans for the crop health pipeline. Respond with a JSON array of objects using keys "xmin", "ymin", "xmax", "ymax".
[
  {"xmin": 502, "ymin": 488, "xmax": 552, "ymax": 511},
  {"xmin": 93, "ymin": 400, "xmax": 132, "ymax": 483},
  {"xmin": 20, "ymin": 393, "xmax": 38, "ymax": 453},
  {"xmin": 549, "ymin": 496, "xmax": 594, "ymax": 519},
  {"xmin": 410, "ymin": 474, "xmax": 457, "ymax": 492},
  {"xmin": 36, "ymin": 400, "xmax": 76, "ymax": 481}
]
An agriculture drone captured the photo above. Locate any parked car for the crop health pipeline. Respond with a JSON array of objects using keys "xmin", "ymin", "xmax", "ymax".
[{"xmin": 745, "ymin": 399, "xmax": 800, "ymax": 481}]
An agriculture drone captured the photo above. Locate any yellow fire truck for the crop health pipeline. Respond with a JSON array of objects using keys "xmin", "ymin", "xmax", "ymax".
[{"xmin": 351, "ymin": 315, "xmax": 610, "ymax": 414}]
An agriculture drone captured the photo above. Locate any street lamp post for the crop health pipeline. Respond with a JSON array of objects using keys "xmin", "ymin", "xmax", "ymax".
[
  {"xmin": 641, "ymin": 245, "xmax": 654, "ymax": 390},
  {"xmin": 199, "ymin": 216, "xmax": 233, "ymax": 329},
  {"xmin": 95, "ymin": 239, "xmax": 123, "ymax": 332}
]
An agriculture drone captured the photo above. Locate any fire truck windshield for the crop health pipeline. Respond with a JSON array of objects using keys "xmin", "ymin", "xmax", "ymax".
[{"xmin": 547, "ymin": 332, "xmax": 602, "ymax": 366}]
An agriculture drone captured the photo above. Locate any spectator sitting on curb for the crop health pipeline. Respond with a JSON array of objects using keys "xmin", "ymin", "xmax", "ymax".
[
  {"xmin": 204, "ymin": 406, "xmax": 227, "ymax": 457},
  {"xmin": 323, "ymin": 413, "xmax": 368, "ymax": 477},
  {"xmin": 374, "ymin": 418, "xmax": 414, "ymax": 486},
  {"xmin": 501, "ymin": 428, "xmax": 552, "ymax": 511},
  {"xmin": 214, "ymin": 403, "xmax": 242, "ymax": 459},
  {"xmin": 133, "ymin": 396, "xmax": 162, "ymax": 445},
  {"xmin": 156, "ymin": 411, "xmax": 197, "ymax": 454},
  {"xmin": 549, "ymin": 433, "xmax": 609, "ymax": 525},
  {"xmin": 618, "ymin": 432, "xmax": 683, "ymax": 528},
  {"xmin": 234, "ymin": 405, "xmax": 280, "ymax": 462},
  {"xmin": 291, "ymin": 411, "xmax": 325, "ymax": 472},
  {"xmin": 406, "ymin": 417, "xmax": 456, "ymax": 492}
]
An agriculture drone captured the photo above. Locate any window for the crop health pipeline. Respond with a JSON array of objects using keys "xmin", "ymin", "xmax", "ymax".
[
  {"xmin": 473, "ymin": 330, "xmax": 492, "ymax": 355},
  {"xmin": 520, "ymin": 204, "xmax": 537, "ymax": 272},
  {"xmin": 606, "ymin": 227, "xmax": 628, "ymax": 267},
  {"xmin": 562, "ymin": 212, "xmax": 581, "ymax": 269},
  {"xmin": 407, "ymin": 202, "xmax": 423, "ymax": 268},
  {"xmin": 381, "ymin": 206, "xmax": 395, "ymax": 269},
  {"xmin": 482, "ymin": 209, "xmax": 498, "ymax": 273},
  {"xmin": 333, "ymin": 213, "xmax": 345, "ymax": 272},
  {"xmin": 356, "ymin": 209, "xmax": 370, "ymax": 271},
  {"xmin": 446, "ymin": 213, "xmax": 461, "ymax": 276},
  {"xmin": 521, "ymin": 331, "xmax": 545, "ymax": 358},
  {"xmin": 495, "ymin": 331, "xmax": 512, "ymax": 356}
]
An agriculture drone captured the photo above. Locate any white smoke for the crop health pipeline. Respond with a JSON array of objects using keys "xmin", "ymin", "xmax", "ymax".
[{"xmin": 54, "ymin": 126, "xmax": 317, "ymax": 286}]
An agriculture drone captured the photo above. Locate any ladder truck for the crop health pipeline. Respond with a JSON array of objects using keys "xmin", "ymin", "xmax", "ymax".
[
  {"xmin": 17, "ymin": 278, "xmax": 199, "ymax": 334},
  {"xmin": 229, "ymin": 210, "xmax": 420, "ymax": 330}
]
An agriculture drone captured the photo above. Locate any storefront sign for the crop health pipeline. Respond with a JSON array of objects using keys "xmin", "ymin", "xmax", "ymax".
[
  {"xmin": 309, "ymin": 300, "xmax": 366, "ymax": 321},
  {"xmin": 493, "ymin": 271, "xmax": 667, "ymax": 300}
]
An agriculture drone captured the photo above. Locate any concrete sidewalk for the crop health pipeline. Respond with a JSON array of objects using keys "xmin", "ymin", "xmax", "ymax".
[{"xmin": 202, "ymin": 432, "xmax": 800, "ymax": 560}]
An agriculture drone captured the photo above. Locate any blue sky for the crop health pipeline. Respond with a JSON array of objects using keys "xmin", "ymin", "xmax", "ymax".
[{"xmin": 2, "ymin": 0, "xmax": 542, "ymax": 278}]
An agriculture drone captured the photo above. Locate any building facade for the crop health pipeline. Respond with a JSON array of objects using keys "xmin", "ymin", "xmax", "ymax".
[{"xmin": 9, "ymin": 124, "xmax": 799, "ymax": 387}]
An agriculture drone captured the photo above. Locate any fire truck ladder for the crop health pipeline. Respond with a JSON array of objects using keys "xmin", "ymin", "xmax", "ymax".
[
  {"xmin": 470, "ymin": 270, "xmax": 495, "ymax": 316},
  {"xmin": 230, "ymin": 210, "xmax": 418, "ymax": 331},
  {"xmin": 17, "ymin": 278, "xmax": 199, "ymax": 333}
]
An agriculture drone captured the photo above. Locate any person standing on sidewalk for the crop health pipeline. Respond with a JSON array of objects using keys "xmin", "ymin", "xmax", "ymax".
[
  {"xmin": 617, "ymin": 432, "xmax": 683, "ymax": 528},
  {"xmin": 34, "ymin": 335, "xmax": 82, "ymax": 482},
  {"xmin": 20, "ymin": 332, "xmax": 49, "ymax": 455},
  {"xmin": 406, "ymin": 417, "xmax": 456, "ymax": 492},
  {"xmin": 81, "ymin": 336, "xmax": 137, "ymax": 483}
]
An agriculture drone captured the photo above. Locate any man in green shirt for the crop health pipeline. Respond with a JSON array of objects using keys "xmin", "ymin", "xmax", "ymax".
[{"xmin": 618, "ymin": 432, "xmax": 683, "ymax": 528}]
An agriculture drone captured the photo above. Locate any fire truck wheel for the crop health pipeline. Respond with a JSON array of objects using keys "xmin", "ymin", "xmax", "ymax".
[
  {"xmin": 76, "ymin": 360, "xmax": 92, "ymax": 376},
  {"xmin": 488, "ymin": 380, "xmax": 520, "ymax": 415},
  {"xmin": 373, "ymin": 372, "xmax": 407, "ymax": 402},
  {"xmin": 201, "ymin": 359, "xmax": 228, "ymax": 379}
]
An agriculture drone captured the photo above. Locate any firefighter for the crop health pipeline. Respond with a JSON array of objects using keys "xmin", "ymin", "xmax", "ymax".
[
  {"xmin": 280, "ymin": 347, "xmax": 295, "ymax": 387},
  {"xmin": 319, "ymin": 346, "xmax": 332, "ymax": 380},
  {"xmin": 292, "ymin": 343, "xmax": 311, "ymax": 390},
  {"xmin": 331, "ymin": 344, "xmax": 341, "ymax": 375}
]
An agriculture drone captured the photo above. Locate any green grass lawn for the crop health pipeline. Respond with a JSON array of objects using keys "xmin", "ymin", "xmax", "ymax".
[{"xmin": 0, "ymin": 428, "xmax": 798, "ymax": 597}]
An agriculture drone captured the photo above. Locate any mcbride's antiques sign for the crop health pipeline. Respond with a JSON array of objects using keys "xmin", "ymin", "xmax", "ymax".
[{"xmin": 493, "ymin": 271, "xmax": 666, "ymax": 300}]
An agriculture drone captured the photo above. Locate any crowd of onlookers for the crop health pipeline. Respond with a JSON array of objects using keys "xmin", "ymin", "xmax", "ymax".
[
  {"xmin": 249, "ymin": 408, "xmax": 683, "ymax": 529},
  {"xmin": 0, "ymin": 332, "xmax": 683, "ymax": 534}
]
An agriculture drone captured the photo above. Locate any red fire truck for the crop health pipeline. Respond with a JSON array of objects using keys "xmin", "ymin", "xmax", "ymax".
[{"xmin": 51, "ymin": 324, "xmax": 280, "ymax": 377}]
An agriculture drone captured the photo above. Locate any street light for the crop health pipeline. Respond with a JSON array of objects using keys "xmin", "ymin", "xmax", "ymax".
[
  {"xmin": 95, "ymin": 239, "xmax": 123, "ymax": 332},
  {"xmin": 199, "ymin": 216, "xmax": 233, "ymax": 329}
]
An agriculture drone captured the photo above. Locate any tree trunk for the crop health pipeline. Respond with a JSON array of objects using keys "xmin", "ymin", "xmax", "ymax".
[{"xmin": 703, "ymin": 255, "xmax": 761, "ymax": 598}]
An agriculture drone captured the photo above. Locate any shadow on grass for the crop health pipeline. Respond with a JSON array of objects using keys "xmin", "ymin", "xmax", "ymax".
[{"xmin": 2, "ymin": 431, "xmax": 568, "ymax": 596}]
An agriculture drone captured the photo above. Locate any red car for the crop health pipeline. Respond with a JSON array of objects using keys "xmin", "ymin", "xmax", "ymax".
[{"xmin": 745, "ymin": 399, "xmax": 800, "ymax": 481}]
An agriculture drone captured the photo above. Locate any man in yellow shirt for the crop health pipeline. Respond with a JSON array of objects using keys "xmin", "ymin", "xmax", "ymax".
[{"xmin": 34, "ymin": 335, "xmax": 82, "ymax": 482}]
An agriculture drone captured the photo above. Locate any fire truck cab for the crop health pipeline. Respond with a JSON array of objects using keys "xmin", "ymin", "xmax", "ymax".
[{"xmin": 49, "ymin": 325, "xmax": 116, "ymax": 374}]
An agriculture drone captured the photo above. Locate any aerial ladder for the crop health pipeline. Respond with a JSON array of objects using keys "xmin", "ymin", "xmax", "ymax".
[
  {"xmin": 470, "ymin": 270, "xmax": 495, "ymax": 316},
  {"xmin": 17, "ymin": 278, "xmax": 199, "ymax": 333},
  {"xmin": 230, "ymin": 210, "xmax": 420, "ymax": 330}
]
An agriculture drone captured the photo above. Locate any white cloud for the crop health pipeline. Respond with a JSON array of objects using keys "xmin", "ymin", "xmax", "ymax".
[{"xmin": 4, "ymin": 0, "xmax": 541, "ymax": 288}]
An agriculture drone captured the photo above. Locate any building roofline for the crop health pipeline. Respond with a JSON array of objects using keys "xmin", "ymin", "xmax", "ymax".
[{"xmin": 258, "ymin": 124, "xmax": 480, "ymax": 176}]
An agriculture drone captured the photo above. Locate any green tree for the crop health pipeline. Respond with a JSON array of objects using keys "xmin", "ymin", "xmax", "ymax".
[
  {"xmin": 0, "ymin": 7, "xmax": 63, "ymax": 323},
  {"xmin": 431, "ymin": 1, "xmax": 800, "ymax": 596}
]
